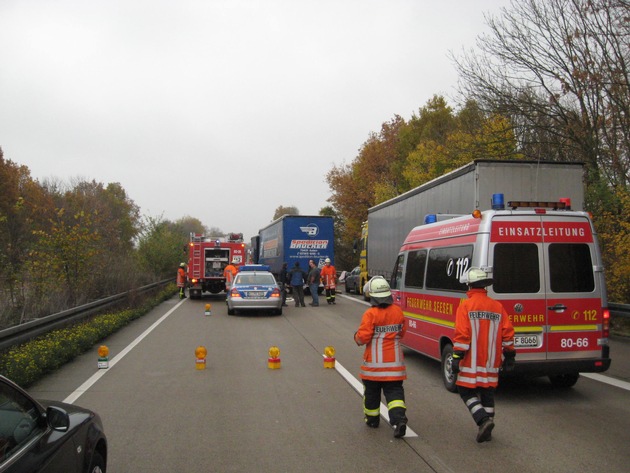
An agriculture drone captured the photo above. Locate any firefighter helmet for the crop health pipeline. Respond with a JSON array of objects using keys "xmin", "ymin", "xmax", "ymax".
[
  {"xmin": 179, "ymin": 262, "xmax": 186, "ymax": 267},
  {"xmin": 231, "ymin": 258, "xmax": 238, "ymax": 264},
  {"xmin": 460, "ymin": 267, "xmax": 493, "ymax": 287},
  {"xmin": 368, "ymin": 277, "xmax": 391, "ymax": 298},
  {"xmin": 325, "ymin": 258, "xmax": 331, "ymax": 264}
]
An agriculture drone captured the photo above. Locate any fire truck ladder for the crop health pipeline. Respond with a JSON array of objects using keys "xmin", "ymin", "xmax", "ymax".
[{"xmin": 191, "ymin": 241, "xmax": 202, "ymax": 279}]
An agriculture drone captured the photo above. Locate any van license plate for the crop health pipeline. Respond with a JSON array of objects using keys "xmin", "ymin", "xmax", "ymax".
[{"xmin": 514, "ymin": 335, "xmax": 540, "ymax": 348}]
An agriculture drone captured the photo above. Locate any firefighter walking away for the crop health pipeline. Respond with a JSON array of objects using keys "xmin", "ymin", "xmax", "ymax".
[
  {"xmin": 354, "ymin": 277, "xmax": 408, "ymax": 438},
  {"xmin": 452, "ymin": 267, "xmax": 515, "ymax": 443},
  {"xmin": 177, "ymin": 262, "xmax": 187, "ymax": 299}
]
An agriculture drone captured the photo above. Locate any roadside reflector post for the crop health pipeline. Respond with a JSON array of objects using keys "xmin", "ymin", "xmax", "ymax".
[
  {"xmin": 268, "ymin": 346, "xmax": 281, "ymax": 369},
  {"xmin": 323, "ymin": 345, "xmax": 336, "ymax": 369},
  {"xmin": 195, "ymin": 346, "xmax": 207, "ymax": 370},
  {"xmin": 97, "ymin": 345, "xmax": 109, "ymax": 369},
  {"xmin": 204, "ymin": 303, "xmax": 211, "ymax": 316}
]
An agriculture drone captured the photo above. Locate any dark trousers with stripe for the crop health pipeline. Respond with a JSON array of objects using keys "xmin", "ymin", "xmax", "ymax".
[
  {"xmin": 363, "ymin": 379, "xmax": 407, "ymax": 426},
  {"xmin": 457, "ymin": 386, "xmax": 495, "ymax": 425}
]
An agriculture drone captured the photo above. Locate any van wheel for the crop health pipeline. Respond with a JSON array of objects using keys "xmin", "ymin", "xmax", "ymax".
[
  {"xmin": 549, "ymin": 373, "xmax": 579, "ymax": 388},
  {"xmin": 441, "ymin": 344, "xmax": 458, "ymax": 393}
]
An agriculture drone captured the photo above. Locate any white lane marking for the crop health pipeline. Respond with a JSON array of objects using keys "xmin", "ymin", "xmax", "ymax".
[
  {"xmin": 64, "ymin": 298, "xmax": 186, "ymax": 404},
  {"xmin": 581, "ymin": 373, "xmax": 630, "ymax": 391},
  {"xmin": 332, "ymin": 358, "xmax": 418, "ymax": 438}
]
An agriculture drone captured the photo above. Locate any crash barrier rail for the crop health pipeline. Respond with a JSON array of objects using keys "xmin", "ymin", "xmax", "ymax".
[
  {"xmin": 0, "ymin": 279, "xmax": 172, "ymax": 352},
  {"xmin": 609, "ymin": 302, "xmax": 630, "ymax": 319}
]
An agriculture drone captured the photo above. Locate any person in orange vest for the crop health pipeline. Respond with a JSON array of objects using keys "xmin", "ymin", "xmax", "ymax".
[
  {"xmin": 320, "ymin": 257, "xmax": 337, "ymax": 305},
  {"xmin": 177, "ymin": 263, "xmax": 187, "ymax": 299},
  {"xmin": 354, "ymin": 277, "xmax": 408, "ymax": 438},
  {"xmin": 452, "ymin": 267, "xmax": 515, "ymax": 443},
  {"xmin": 224, "ymin": 258, "xmax": 239, "ymax": 290}
]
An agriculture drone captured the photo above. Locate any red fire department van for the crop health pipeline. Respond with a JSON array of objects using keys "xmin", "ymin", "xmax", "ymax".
[
  {"xmin": 187, "ymin": 233, "xmax": 246, "ymax": 298},
  {"xmin": 389, "ymin": 194, "xmax": 611, "ymax": 391}
]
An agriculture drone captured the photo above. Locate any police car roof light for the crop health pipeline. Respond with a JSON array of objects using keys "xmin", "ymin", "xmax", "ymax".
[
  {"xmin": 239, "ymin": 264, "xmax": 271, "ymax": 272},
  {"xmin": 424, "ymin": 214, "xmax": 437, "ymax": 224}
]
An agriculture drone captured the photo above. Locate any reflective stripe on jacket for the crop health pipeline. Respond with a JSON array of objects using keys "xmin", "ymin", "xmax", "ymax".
[
  {"xmin": 454, "ymin": 288, "xmax": 515, "ymax": 389},
  {"xmin": 355, "ymin": 304, "xmax": 407, "ymax": 381}
]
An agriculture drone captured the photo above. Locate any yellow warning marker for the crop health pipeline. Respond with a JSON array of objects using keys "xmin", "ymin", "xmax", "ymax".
[
  {"xmin": 195, "ymin": 346, "xmax": 208, "ymax": 370},
  {"xmin": 97, "ymin": 345, "xmax": 109, "ymax": 369},
  {"xmin": 268, "ymin": 345, "xmax": 281, "ymax": 369},
  {"xmin": 323, "ymin": 345, "xmax": 336, "ymax": 369},
  {"xmin": 204, "ymin": 303, "xmax": 212, "ymax": 316}
]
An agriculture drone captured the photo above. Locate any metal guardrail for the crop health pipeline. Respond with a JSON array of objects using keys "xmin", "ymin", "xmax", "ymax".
[
  {"xmin": 609, "ymin": 302, "xmax": 630, "ymax": 318},
  {"xmin": 0, "ymin": 279, "xmax": 172, "ymax": 352}
]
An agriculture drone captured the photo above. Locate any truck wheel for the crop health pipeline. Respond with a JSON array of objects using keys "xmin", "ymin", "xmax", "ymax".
[
  {"xmin": 549, "ymin": 373, "xmax": 579, "ymax": 388},
  {"xmin": 441, "ymin": 344, "xmax": 458, "ymax": 393}
]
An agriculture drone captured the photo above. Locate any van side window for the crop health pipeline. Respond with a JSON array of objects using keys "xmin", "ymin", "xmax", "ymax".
[
  {"xmin": 493, "ymin": 243, "xmax": 540, "ymax": 293},
  {"xmin": 549, "ymin": 243, "xmax": 595, "ymax": 292},
  {"xmin": 426, "ymin": 246, "xmax": 472, "ymax": 292},
  {"xmin": 391, "ymin": 254, "xmax": 405, "ymax": 290},
  {"xmin": 404, "ymin": 250, "xmax": 427, "ymax": 288}
]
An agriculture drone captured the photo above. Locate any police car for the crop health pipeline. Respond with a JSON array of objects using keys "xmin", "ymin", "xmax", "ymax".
[{"xmin": 226, "ymin": 264, "xmax": 283, "ymax": 315}]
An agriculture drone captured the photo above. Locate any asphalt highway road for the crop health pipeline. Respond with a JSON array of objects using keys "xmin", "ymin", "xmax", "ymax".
[{"xmin": 30, "ymin": 292, "xmax": 630, "ymax": 473}]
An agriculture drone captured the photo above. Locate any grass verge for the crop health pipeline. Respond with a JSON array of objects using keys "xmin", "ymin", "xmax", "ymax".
[{"xmin": 0, "ymin": 284, "xmax": 177, "ymax": 387}]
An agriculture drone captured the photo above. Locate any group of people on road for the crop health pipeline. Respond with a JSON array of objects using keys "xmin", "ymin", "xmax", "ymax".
[
  {"xmin": 354, "ymin": 267, "xmax": 515, "ymax": 443},
  {"xmin": 280, "ymin": 258, "xmax": 337, "ymax": 307}
]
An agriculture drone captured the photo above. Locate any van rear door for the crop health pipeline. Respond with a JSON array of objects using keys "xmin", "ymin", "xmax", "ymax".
[
  {"xmin": 539, "ymin": 215, "xmax": 604, "ymax": 363},
  {"xmin": 489, "ymin": 214, "xmax": 604, "ymax": 364}
]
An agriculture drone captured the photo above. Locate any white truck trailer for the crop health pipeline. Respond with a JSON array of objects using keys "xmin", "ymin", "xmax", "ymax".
[{"xmin": 362, "ymin": 159, "xmax": 585, "ymax": 286}]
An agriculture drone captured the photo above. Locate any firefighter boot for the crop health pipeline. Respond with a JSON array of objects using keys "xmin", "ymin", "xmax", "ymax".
[
  {"xmin": 476, "ymin": 416, "xmax": 494, "ymax": 443},
  {"xmin": 393, "ymin": 421, "xmax": 407, "ymax": 438},
  {"xmin": 365, "ymin": 416, "xmax": 380, "ymax": 428}
]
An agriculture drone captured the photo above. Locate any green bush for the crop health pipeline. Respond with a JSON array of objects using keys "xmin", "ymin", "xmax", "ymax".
[{"xmin": 0, "ymin": 284, "xmax": 177, "ymax": 387}]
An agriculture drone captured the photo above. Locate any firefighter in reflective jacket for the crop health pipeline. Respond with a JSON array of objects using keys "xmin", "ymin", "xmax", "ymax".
[
  {"xmin": 224, "ymin": 258, "xmax": 238, "ymax": 290},
  {"xmin": 452, "ymin": 267, "xmax": 515, "ymax": 443},
  {"xmin": 354, "ymin": 277, "xmax": 408, "ymax": 438},
  {"xmin": 320, "ymin": 257, "xmax": 337, "ymax": 305},
  {"xmin": 177, "ymin": 263, "xmax": 187, "ymax": 299}
]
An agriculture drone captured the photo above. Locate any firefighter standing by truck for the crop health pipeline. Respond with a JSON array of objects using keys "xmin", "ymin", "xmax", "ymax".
[
  {"xmin": 177, "ymin": 263, "xmax": 187, "ymax": 299},
  {"xmin": 452, "ymin": 267, "xmax": 516, "ymax": 443},
  {"xmin": 354, "ymin": 278, "xmax": 408, "ymax": 439},
  {"xmin": 320, "ymin": 257, "xmax": 337, "ymax": 305},
  {"xmin": 224, "ymin": 258, "xmax": 239, "ymax": 290}
]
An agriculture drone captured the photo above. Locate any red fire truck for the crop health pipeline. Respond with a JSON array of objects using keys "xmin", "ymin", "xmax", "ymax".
[{"xmin": 187, "ymin": 233, "xmax": 246, "ymax": 298}]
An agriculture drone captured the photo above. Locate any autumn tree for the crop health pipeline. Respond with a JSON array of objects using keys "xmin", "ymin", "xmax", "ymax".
[
  {"xmin": 26, "ymin": 209, "xmax": 103, "ymax": 310},
  {"xmin": 0, "ymin": 150, "xmax": 54, "ymax": 323},
  {"xmin": 272, "ymin": 205, "xmax": 299, "ymax": 221},
  {"xmin": 135, "ymin": 216, "xmax": 188, "ymax": 279},
  {"xmin": 453, "ymin": 0, "xmax": 629, "ymax": 187},
  {"xmin": 452, "ymin": 0, "xmax": 630, "ymax": 299}
]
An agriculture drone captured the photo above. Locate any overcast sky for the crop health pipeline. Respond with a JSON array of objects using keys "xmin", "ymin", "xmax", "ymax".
[{"xmin": 0, "ymin": 0, "xmax": 510, "ymax": 241}]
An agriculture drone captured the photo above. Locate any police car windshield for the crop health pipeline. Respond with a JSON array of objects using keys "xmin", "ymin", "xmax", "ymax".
[{"xmin": 236, "ymin": 274, "xmax": 276, "ymax": 285}]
